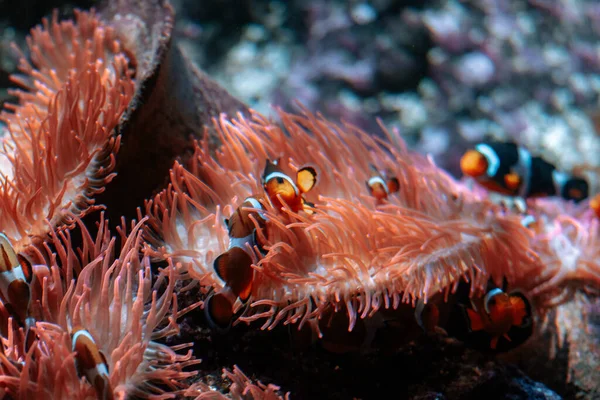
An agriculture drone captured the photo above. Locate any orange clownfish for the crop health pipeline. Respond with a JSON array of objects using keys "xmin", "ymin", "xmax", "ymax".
[
  {"xmin": 461, "ymin": 142, "xmax": 589, "ymax": 202},
  {"xmin": 205, "ymin": 197, "xmax": 268, "ymax": 332},
  {"xmin": 224, "ymin": 197, "xmax": 268, "ymax": 242},
  {"xmin": 0, "ymin": 233, "xmax": 36, "ymax": 350},
  {"xmin": 366, "ymin": 164, "xmax": 400, "ymax": 203},
  {"xmin": 262, "ymin": 159, "xmax": 317, "ymax": 213},
  {"xmin": 71, "ymin": 327, "xmax": 113, "ymax": 400},
  {"xmin": 462, "ymin": 288, "xmax": 533, "ymax": 351}
]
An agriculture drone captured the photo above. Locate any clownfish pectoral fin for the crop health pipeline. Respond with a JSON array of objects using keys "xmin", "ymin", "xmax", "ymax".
[
  {"xmin": 296, "ymin": 166, "xmax": 317, "ymax": 193},
  {"xmin": 204, "ymin": 292, "xmax": 234, "ymax": 333},
  {"xmin": 466, "ymin": 308, "xmax": 484, "ymax": 332},
  {"xmin": 302, "ymin": 198, "xmax": 316, "ymax": 215}
]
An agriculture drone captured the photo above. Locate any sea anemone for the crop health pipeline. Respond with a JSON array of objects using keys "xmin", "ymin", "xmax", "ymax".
[
  {"xmin": 0, "ymin": 9, "xmax": 134, "ymax": 251},
  {"xmin": 144, "ymin": 108, "xmax": 542, "ymax": 333},
  {"xmin": 517, "ymin": 198, "xmax": 600, "ymax": 308},
  {"xmin": 0, "ymin": 214, "xmax": 198, "ymax": 399}
]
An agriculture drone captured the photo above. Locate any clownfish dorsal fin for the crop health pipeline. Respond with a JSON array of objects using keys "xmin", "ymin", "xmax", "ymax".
[
  {"xmin": 0, "ymin": 234, "xmax": 20, "ymax": 273},
  {"xmin": 296, "ymin": 166, "xmax": 317, "ymax": 193},
  {"xmin": 17, "ymin": 254, "xmax": 33, "ymax": 284}
]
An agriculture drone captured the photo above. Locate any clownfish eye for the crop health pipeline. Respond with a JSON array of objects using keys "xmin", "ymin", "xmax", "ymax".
[{"xmin": 276, "ymin": 177, "xmax": 284, "ymax": 184}]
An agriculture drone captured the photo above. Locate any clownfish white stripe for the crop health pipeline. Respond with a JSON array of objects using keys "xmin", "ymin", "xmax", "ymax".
[
  {"xmin": 263, "ymin": 172, "xmax": 299, "ymax": 195},
  {"xmin": 72, "ymin": 330, "xmax": 95, "ymax": 352},
  {"xmin": 516, "ymin": 146, "xmax": 532, "ymax": 197},
  {"xmin": 243, "ymin": 197, "xmax": 268, "ymax": 221},
  {"xmin": 228, "ymin": 234, "xmax": 260, "ymax": 262},
  {"xmin": 475, "ymin": 144, "xmax": 500, "ymax": 177},
  {"xmin": 483, "ymin": 288, "xmax": 504, "ymax": 314},
  {"xmin": 552, "ymin": 169, "xmax": 569, "ymax": 195},
  {"xmin": 367, "ymin": 176, "xmax": 388, "ymax": 193}
]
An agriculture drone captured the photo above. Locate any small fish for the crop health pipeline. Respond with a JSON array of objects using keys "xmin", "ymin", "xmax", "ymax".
[
  {"xmin": 0, "ymin": 233, "xmax": 36, "ymax": 350},
  {"xmin": 71, "ymin": 327, "xmax": 113, "ymax": 400},
  {"xmin": 461, "ymin": 142, "xmax": 589, "ymax": 202},
  {"xmin": 366, "ymin": 164, "xmax": 400, "ymax": 203},
  {"xmin": 205, "ymin": 247, "xmax": 255, "ymax": 331},
  {"xmin": 415, "ymin": 280, "xmax": 534, "ymax": 353},
  {"xmin": 462, "ymin": 288, "xmax": 533, "ymax": 350},
  {"xmin": 225, "ymin": 196, "xmax": 268, "ymax": 249},
  {"xmin": 262, "ymin": 159, "xmax": 317, "ymax": 213},
  {"xmin": 205, "ymin": 197, "xmax": 268, "ymax": 332}
]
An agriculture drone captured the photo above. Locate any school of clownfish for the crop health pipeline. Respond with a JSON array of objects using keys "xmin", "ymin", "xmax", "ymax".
[
  {"xmin": 0, "ymin": 139, "xmax": 593, "ymax": 397},
  {"xmin": 203, "ymin": 141, "xmax": 571, "ymax": 353}
]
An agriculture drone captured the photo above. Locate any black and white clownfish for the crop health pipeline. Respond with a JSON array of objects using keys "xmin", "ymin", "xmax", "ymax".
[
  {"xmin": 0, "ymin": 233, "xmax": 36, "ymax": 351},
  {"xmin": 461, "ymin": 142, "xmax": 589, "ymax": 202},
  {"xmin": 204, "ymin": 197, "xmax": 269, "ymax": 332},
  {"xmin": 415, "ymin": 281, "xmax": 534, "ymax": 353},
  {"xmin": 366, "ymin": 164, "xmax": 400, "ymax": 203},
  {"xmin": 71, "ymin": 327, "xmax": 113, "ymax": 400},
  {"xmin": 262, "ymin": 159, "xmax": 317, "ymax": 213}
]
